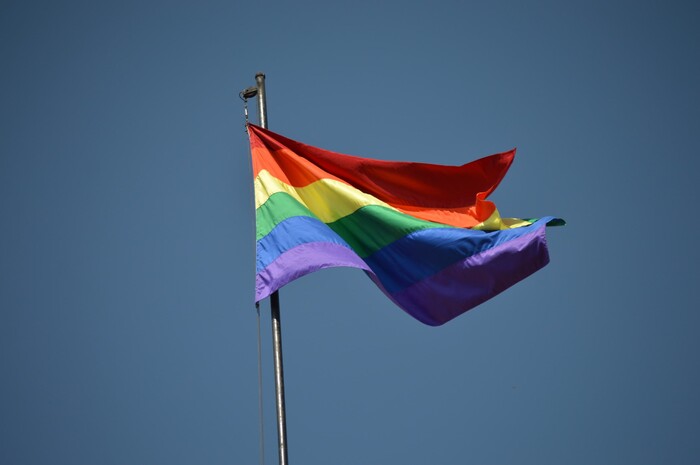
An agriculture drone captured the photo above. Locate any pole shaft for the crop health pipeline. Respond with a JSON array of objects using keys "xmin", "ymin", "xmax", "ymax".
[
  {"xmin": 270, "ymin": 291, "xmax": 288, "ymax": 465},
  {"xmin": 256, "ymin": 72, "xmax": 289, "ymax": 465}
]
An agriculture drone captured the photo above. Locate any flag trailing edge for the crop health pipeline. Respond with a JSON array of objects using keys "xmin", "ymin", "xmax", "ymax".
[{"xmin": 250, "ymin": 124, "xmax": 562, "ymax": 326}]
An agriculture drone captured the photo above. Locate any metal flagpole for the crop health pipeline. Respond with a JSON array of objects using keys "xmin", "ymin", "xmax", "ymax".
[{"xmin": 251, "ymin": 72, "xmax": 289, "ymax": 465}]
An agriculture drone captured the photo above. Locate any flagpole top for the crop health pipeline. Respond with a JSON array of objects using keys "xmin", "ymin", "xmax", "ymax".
[{"xmin": 254, "ymin": 73, "xmax": 268, "ymax": 129}]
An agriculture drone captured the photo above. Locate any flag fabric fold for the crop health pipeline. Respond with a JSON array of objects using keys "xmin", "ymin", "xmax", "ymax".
[{"xmin": 249, "ymin": 124, "xmax": 560, "ymax": 326}]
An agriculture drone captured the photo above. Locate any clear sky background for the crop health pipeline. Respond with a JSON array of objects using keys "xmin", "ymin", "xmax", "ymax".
[{"xmin": 2, "ymin": 1, "xmax": 699, "ymax": 464}]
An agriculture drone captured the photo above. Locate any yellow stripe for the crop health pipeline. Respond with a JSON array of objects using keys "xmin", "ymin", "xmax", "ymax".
[
  {"xmin": 472, "ymin": 208, "xmax": 532, "ymax": 230},
  {"xmin": 255, "ymin": 169, "xmax": 531, "ymax": 230},
  {"xmin": 254, "ymin": 169, "xmax": 399, "ymax": 223}
]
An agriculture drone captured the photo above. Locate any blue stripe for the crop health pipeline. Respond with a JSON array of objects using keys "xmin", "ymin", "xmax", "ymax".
[
  {"xmin": 365, "ymin": 217, "xmax": 553, "ymax": 293},
  {"xmin": 256, "ymin": 216, "xmax": 353, "ymax": 272}
]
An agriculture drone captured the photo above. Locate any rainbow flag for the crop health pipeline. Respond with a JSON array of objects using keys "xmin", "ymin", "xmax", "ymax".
[{"xmin": 250, "ymin": 124, "xmax": 562, "ymax": 326}]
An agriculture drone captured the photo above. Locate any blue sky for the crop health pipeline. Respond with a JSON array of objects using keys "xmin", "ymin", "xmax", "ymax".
[{"xmin": 2, "ymin": 1, "xmax": 699, "ymax": 464}]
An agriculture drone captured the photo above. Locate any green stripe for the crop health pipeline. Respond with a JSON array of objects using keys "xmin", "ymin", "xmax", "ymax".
[
  {"xmin": 256, "ymin": 192, "xmax": 316, "ymax": 240},
  {"xmin": 256, "ymin": 191, "xmax": 446, "ymax": 257},
  {"xmin": 546, "ymin": 218, "xmax": 566, "ymax": 226},
  {"xmin": 327, "ymin": 204, "xmax": 445, "ymax": 258},
  {"xmin": 256, "ymin": 193, "xmax": 564, "ymax": 257}
]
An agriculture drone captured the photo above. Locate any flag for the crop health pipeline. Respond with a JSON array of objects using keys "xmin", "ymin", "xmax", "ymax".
[{"xmin": 249, "ymin": 124, "xmax": 562, "ymax": 326}]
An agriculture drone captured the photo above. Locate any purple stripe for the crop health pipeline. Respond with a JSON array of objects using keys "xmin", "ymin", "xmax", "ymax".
[
  {"xmin": 388, "ymin": 226, "xmax": 550, "ymax": 326},
  {"xmin": 256, "ymin": 241, "xmax": 371, "ymax": 301}
]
